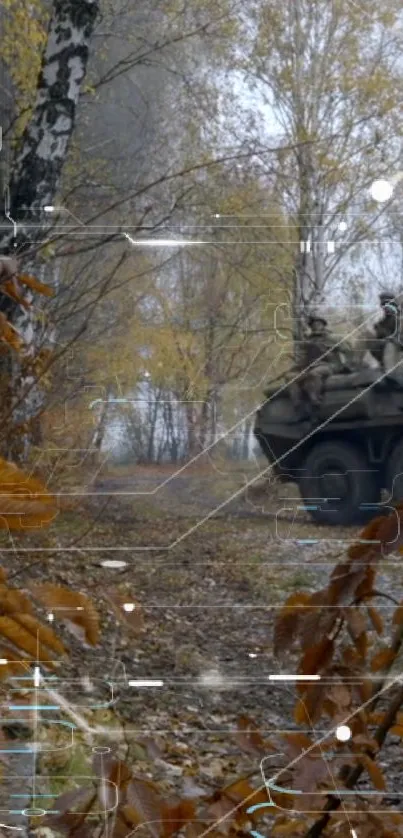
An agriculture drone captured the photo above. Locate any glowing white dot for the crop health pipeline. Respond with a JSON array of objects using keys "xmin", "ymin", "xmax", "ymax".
[
  {"xmin": 336, "ymin": 724, "xmax": 351, "ymax": 742},
  {"xmin": 101, "ymin": 560, "xmax": 128, "ymax": 569},
  {"xmin": 338, "ymin": 221, "xmax": 347, "ymax": 232},
  {"xmin": 215, "ymin": 213, "xmax": 220, "ymax": 218},
  {"xmin": 123, "ymin": 602, "xmax": 135, "ymax": 612},
  {"xmin": 44, "ymin": 205, "xmax": 55, "ymax": 213},
  {"xmin": 248, "ymin": 653, "xmax": 257, "ymax": 658},
  {"xmin": 370, "ymin": 179, "xmax": 394, "ymax": 202},
  {"xmin": 0, "ymin": 659, "xmax": 7, "ymax": 665},
  {"xmin": 47, "ymin": 613, "xmax": 54, "ymax": 622}
]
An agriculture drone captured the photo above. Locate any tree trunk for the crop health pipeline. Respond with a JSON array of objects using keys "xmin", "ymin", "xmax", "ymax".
[
  {"xmin": 92, "ymin": 386, "xmax": 113, "ymax": 454},
  {"xmin": 0, "ymin": 0, "xmax": 100, "ymax": 460}
]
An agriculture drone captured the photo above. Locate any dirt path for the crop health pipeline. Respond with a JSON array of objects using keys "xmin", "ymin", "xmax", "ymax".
[{"xmin": 2, "ymin": 466, "xmax": 403, "ymax": 815}]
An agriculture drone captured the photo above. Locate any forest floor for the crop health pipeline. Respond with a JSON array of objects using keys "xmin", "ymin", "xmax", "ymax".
[{"xmin": 2, "ymin": 460, "xmax": 403, "ymax": 822}]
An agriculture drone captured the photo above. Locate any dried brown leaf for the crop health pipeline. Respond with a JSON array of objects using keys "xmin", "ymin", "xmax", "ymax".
[
  {"xmin": 367, "ymin": 606, "xmax": 384, "ymax": 635},
  {"xmin": 392, "ymin": 604, "xmax": 403, "ymax": 625},
  {"xmin": 126, "ymin": 777, "xmax": 163, "ymax": 838},
  {"xmin": 370, "ymin": 648, "xmax": 396, "ymax": 672},
  {"xmin": 273, "ymin": 592, "xmax": 311, "ymax": 656},
  {"xmin": 357, "ymin": 754, "xmax": 386, "ymax": 790},
  {"xmin": 15, "ymin": 613, "xmax": 66, "ymax": 655},
  {"xmin": 300, "ymin": 638, "xmax": 334, "ymax": 676},
  {"xmin": 19, "ymin": 273, "xmax": 54, "ymax": 297},
  {"xmin": 0, "ymin": 615, "xmax": 57, "ymax": 667}
]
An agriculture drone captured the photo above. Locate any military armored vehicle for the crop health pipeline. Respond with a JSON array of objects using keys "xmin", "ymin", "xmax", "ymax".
[{"xmin": 254, "ymin": 367, "xmax": 403, "ymax": 525}]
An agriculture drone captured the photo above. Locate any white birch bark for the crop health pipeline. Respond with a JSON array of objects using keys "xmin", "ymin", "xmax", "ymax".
[{"xmin": 0, "ymin": 0, "xmax": 100, "ymax": 458}]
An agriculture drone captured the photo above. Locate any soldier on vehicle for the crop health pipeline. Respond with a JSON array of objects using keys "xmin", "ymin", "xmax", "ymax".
[
  {"xmin": 362, "ymin": 290, "xmax": 402, "ymax": 371},
  {"xmin": 291, "ymin": 312, "xmax": 349, "ymax": 419}
]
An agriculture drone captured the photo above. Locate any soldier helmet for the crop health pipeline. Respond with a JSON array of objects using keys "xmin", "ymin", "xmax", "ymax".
[
  {"xmin": 379, "ymin": 290, "xmax": 396, "ymax": 304},
  {"xmin": 308, "ymin": 311, "xmax": 328, "ymax": 327}
]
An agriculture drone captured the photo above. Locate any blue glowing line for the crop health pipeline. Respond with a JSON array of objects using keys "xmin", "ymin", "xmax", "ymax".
[
  {"xmin": 246, "ymin": 803, "xmax": 274, "ymax": 815},
  {"xmin": 297, "ymin": 539, "xmax": 318, "ymax": 544},
  {"xmin": 8, "ymin": 706, "xmax": 60, "ymax": 711}
]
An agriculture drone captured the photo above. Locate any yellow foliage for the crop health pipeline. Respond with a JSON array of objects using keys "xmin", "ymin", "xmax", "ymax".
[
  {"xmin": 0, "ymin": 455, "xmax": 58, "ymax": 530},
  {"xmin": 1, "ymin": 0, "xmax": 49, "ymax": 138}
]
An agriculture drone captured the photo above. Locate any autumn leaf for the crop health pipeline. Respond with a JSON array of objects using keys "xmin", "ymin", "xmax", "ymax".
[
  {"xmin": 356, "ymin": 754, "xmax": 386, "ymax": 790},
  {"xmin": 236, "ymin": 715, "xmax": 267, "ymax": 754},
  {"xmin": 370, "ymin": 648, "xmax": 396, "ymax": 672},
  {"xmin": 367, "ymin": 606, "xmax": 383, "ymax": 635},
  {"xmin": 294, "ymin": 683, "xmax": 326, "ymax": 725},
  {"xmin": 282, "ymin": 731, "xmax": 312, "ymax": 756},
  {"xmin": 392, "ymin": 603, "xmax": 403, "ymax": 625},
  {"xmin": 389, "ymin": 725, "xmax": 403, "ymax": 737},
  {"xmin": 273, "ymin": 592, "xmax": 311, "ymax": 656},
  {"xmin": 299, "ymin": 638, "xmax": 334, "ymax": 676},
  {"xmin": 126, "ymin": 776, "xmax": 163, "ymax": 838},
  {"xmin": 0, "ymin": 457, "xmax": 57, "ymax": 530},
  {"xmin": 18, "ymin": 273, "xmax": 54, "ymax": 297},
  {"xmin": 0, "ymin": 615, "xmax": 60, "ymax": 667}
]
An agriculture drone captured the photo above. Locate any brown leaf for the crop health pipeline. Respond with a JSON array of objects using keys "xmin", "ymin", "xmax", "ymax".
[
  {"xmin": 18, "ymin": 273, "xmax": 54, "ymax": 297},
  {"xmin": 126, "ymin": 777, "xmax": 163, "ymax": 838},
  {"xmin": 370, "ymin": 648, "xmax": 396, "ymax": 672},
  {"xmin": 358, "ymin": 679, "xmax": 373, "ymax": 702},
  {"xmin": 357, "ymin": 755, "xmax": 386, "ymax": 790},
  {"xmin": 0, "ymin": 615, "xmax": 59, "ymax": 667},
  {"xmin": 344, "ymin": 607, "xmax": 367, "ymax": 638},
  {"xmin": 282, "ymin": 732, "xmax": 312, "ymax": 759},
  {"xmin": 0, "ymin": 584, "xmax": 32, "ymax": 614},
  {"xmin": 389, "ymin": 725, "xmax": 403, "ymax": 737},
  {"xmin": 300, "ymin": 638, "xmax": 334, "ymax": 676},
  {"xmin": 0, "ymin": 313, "xmax": 22, "ymax": 351},
  {"xmin": 294, "ymin": 683, "xmax": 325, "ymax": 725},
  {"xmin": 392, "ymin": 604, "xmax": 403, "ymax": 625},
  {"xmin": 273, "ymin": 592, "xmax": 311, "ymax": 656},
  {"xmin": 109, "ymin": 760, "xmax": 133, "ymax": 790},
  {"xmin": 272, "ymin": 822, "xmax": 307, "ymax": 835},
  {"xmin": 355, "ymin": 566, "xmax": 376, "ymax": 599},
  {"xmin": 161, "ymin": 801, "xmax": 195, "ymax": 838},
  {"xmin": 15, "ymin": 613, "xmax": 66, "ymax": 655},
  {"xmin": 30, "ymin": 584, "xmax": 100, "ymax": 646},
  {"xmin": 1, "ymin": 279, "xmax": 30, "ymax": 309},
  {"xmin": 236, "ymin": 715, "xmax": 266, "ymax": 754},
  {"xmin": 367, "ymin": 606, "xmax": 384, "ymax": 635},
  {"xmin": 299, "ymin": 593, "xmax": 337, "ymax": 650},
  {"xmin": 351, "ymin": 734, "xmax": 379, "ymax": 752},
  {"xmin": 0, "ymin": 457, "xmax": 57, "ymax": 530}
]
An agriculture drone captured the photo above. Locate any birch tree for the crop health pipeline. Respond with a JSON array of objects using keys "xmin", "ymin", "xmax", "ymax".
[{"xmin": 0, "ymin": 0, "xmax": 100, "ymax": 457}]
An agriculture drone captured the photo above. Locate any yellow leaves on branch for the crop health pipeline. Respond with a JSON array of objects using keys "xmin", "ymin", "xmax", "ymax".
[
  {"xmin": 0, "ymin": 456, "xmax": 58, "ymax": 530},
  {"xmin": 0, "ymin": 572, "xmax": 67, "ymax": 678},
  {"xmin": 18, "ymin": 274, "xmax": 54, "ymax": 297},
  {"xmin": 2, "ymin": 0, "xmax": 49, "ymax": 137},
  {"xmin": 0, "ymin": 313, "xmax": 22, "ymax": 352}
]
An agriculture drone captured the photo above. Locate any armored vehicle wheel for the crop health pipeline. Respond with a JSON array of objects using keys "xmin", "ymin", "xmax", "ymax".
[
  {"xmin": 386, "ymin": 438, "xmax": 403, "ymax": 502},
  {"xmin": 299, "ymin": 440, "xmax": 380, "ymax": 526}
]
